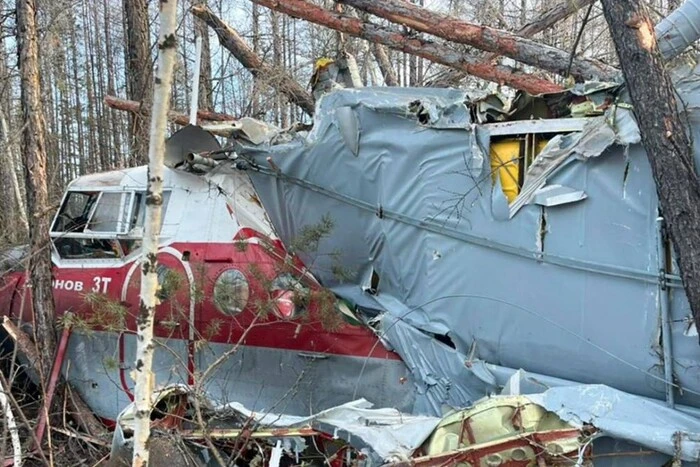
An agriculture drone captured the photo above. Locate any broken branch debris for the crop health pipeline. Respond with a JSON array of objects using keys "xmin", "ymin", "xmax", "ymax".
[
  {"xmin": 337, "ymin": 0, "xmax": 619, "ymax": 82},
  {"xmin": 1, "ymin": 316, "xmax": 107, "ymax": 439},
  {"xmin": 104, "ymin": 95, "xmax": 235, "ymax": 126}
]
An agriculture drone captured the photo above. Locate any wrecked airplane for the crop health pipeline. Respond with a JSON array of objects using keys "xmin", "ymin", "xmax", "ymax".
[{"xmin": 5, "ymin": 1, "xmax": 700, "ymax": 465}]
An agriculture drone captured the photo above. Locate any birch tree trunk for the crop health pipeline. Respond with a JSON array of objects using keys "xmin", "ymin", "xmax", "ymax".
[
  {"xmin": 0, "ymin": 376, "xmax": 21, "ymax": 466},
  {"xmin": 131, "ymin": 1, "xmax": 178, "ymax": 465},
  {"xmin": 15, "ymin": 0, "xmax": 57, "ymax": 384}
]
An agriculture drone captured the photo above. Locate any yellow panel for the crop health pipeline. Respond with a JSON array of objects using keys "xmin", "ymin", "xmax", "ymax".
[
  {"xmin": 535, "ymin": 138, "xmax": 550, "ymax": 156},
  {"xmin": 490, "ymin": 140, "xmax": 521, "ymax": 203}
]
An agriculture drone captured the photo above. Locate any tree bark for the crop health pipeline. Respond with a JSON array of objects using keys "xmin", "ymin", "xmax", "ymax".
[
  {"xmin": 600, "ymin": 0, "xmax": 700, "ymax": 342},
  {"xmin": 123, "ymin": 0, "xmax": 152, "ymax": 166},
  {"xmin": 15, "ymin": 0, "xmax": 57, "ymax": 387},
  {"xmin": 105, "ymin": 95, "xmax": 235, "ymax": 126},
  {"xmin": 337, "ymin": 0, "xmax": 618, "ymax": 82},
  {"xmin": 245, "ymin": 0, "xmax": 562, "ymax": 95},
  {"xmin": 131, "ymin": 1, "xmax": 178, "ymax": 465},
  {"xmin": 191, "ymin": 5, "xmax": 317, "ymax": 116}
]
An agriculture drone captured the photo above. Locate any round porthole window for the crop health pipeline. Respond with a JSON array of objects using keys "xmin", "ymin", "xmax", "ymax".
[
  {"xmin": 213, "ymin": 269, "xmax": 249, "ymax": 316},
  {"xmin": 270, "ymin": 273, "xmax": 308, "ymax": 319}
]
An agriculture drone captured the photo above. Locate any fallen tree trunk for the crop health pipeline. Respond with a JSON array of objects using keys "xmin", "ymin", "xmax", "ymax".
[
  {"xmin": 600, "ymin": 0, "xmax": 700, "ymax": 343},
  {"xmin": 246, "ymin": 0, "xmax": 562, "ymax": 95},
  {"xmin": 191, "ymin": 5, "xmax": 316, "ymax": 116},
  {"xmin": 336, "ymin": 0, "xmax": 618, "ymax": 82},
  {"xmin": 105, "ymin": 95, "xmax": 235, "ymax": 125}
]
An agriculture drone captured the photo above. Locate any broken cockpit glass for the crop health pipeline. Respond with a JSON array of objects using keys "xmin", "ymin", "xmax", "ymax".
[{"xmin": 50, "ymin": 190, "xmax": 171, "ymax": 260}]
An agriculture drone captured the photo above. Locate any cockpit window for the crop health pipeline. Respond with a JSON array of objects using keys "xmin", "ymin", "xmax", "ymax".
[
  {"xmin": 52, "ymin": 191, "xmax": 99, "ymax": 233},
  {"xmin": 88, "ymin": 192, "xmax": 123, "ymax": 232},
  {"xmin": 51, "ymin": 190, "xmax": 171, "ymax": 260}
]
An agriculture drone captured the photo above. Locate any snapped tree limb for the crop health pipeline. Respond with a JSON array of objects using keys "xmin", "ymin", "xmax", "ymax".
[
  {"xmin": 336, "ymin": 0, "xmax": 618, "ymax": 82},
  {"xmin": 191, "ymin": 4, "xmax": 316, "ymax": 116},
  {"xmin": 246, "ymin": 0, "xmax": 562, "ymax": 95},
  {"xmin": 105, "ymin": 95, "xmax": 235, "ymax": 125},
  {"xmin": 600, "ymin": 0, "xmax": 700, "ymax": 344}
]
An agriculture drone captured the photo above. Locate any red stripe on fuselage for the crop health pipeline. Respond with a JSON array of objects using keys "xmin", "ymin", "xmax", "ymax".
[{"xmin": 1, "ymin": 241, "xmax": 400, "ymax": 361}]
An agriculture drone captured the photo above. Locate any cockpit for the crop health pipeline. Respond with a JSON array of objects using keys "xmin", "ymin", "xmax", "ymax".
[{"xmin": 50, "ymin": 189, "xmax": 170, "ymax": 261}]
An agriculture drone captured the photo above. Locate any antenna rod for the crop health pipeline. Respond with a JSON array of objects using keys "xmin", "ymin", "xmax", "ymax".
[{"xmin": 189, "ymin": 35, "xmax": 203, "ymax": 125}]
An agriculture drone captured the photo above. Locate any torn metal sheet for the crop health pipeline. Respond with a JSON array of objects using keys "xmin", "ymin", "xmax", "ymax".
[
  {"xmin": 111, "ymin": 386, "xmax": 439, "ymax": 465},
  {"xmin": 378, "ymin": 314, "xmax": 498, "ymax": 414},
  {"xmin": 656, "ymin": 0, "xmax": 700, "ymax": 60},
  {"xmin": 221, "ymin": 398, "xmax": 440, "ymax": 462},
  {"xmin": 510, "ymin": 107, "xmax": 641, "ymax": 217}
]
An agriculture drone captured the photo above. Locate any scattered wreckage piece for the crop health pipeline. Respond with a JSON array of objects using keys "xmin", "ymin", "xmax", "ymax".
[
  {"xmin": 244, "ymin": 0, "xmax": 563, "ymax": 95},
  {"xmin": 108, "ymin": 387, "xmax": 634, "ymax": 467},
  {"xmin": 388, "ymin": 395, "xmax": 594, "ymax": 467}
]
